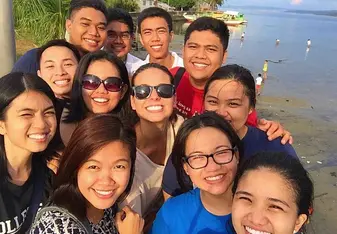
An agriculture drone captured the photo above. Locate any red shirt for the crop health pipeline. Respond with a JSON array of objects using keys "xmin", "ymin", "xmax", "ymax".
[{"xmin": 170, "ymin": 67, "xmax": 258, "ymax": 126}]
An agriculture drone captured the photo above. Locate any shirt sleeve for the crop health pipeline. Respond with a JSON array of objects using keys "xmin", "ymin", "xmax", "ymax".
[
  {"xmin": 12, "ymin": 48, "xmax": 39, "ymax": 74},
  {"xmin": 246, "ymin": 109, "xmax": 258, "ymax": 127}
]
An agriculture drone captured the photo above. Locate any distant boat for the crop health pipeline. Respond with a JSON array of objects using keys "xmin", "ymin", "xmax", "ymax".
[{"xmin": 183, "ymin": 10, "xmax": 247, "ymax": 25}]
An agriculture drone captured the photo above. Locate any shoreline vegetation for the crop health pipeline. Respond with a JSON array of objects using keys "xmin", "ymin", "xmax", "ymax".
[{"xmin": 286, "ymin": 9, "xmax": 337, "ymax": 17}]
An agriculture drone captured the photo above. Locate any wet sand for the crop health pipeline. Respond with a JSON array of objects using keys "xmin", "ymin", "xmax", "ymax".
[{"xmin": 257, "ymin": 95, "xmax": 337, "ymax": 234}]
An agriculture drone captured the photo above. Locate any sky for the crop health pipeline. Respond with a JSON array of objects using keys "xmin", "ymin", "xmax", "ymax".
[{"xmin": 223, "ymin": 0, "xmax": 337, "ymax": 10}]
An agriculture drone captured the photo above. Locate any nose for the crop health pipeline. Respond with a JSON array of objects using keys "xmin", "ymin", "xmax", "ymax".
[
  {"xmin": 149, "ymin": 87, "xmax": 160, "ymax": 101},
  {"xmin": 215, "ymin": 105, "xmax": 230, "ymax": 119},
  {"xmin": 151, "ymin": 31, "xmax": 160, "ymax": 41},
  {"xmin": 195, "ymin": 47, "xmax": 206, "ymax": 59},
  {"xmin": 247, "ymin": 207, "xmax": 269, "ymax": 226},
  {"xmin": 55, "ymin": 64, "xmax": 66, "ymax": 76},
  {"xmin": 98, "ymin": 169, "xmax": 116, "ymax": 185},
  {"xmin": 88, "ymin": 25, "xmax": 99, "ymax": 36},
  {"xmin": 95, "ymin": 82, "xmax": 109, "ymax": 94},
  {"xmin": 33, "ymin": 113, "xmax": 48, "ymax": 129},
  {"xmin": 205, "ymin": 156, "xmax": 221, "ymax": 171}
]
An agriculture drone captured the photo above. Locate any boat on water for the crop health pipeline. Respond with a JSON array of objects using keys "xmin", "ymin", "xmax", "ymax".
[{"xmin": 183, "ymin": 10, "xmax": 247, "ymax": 26}]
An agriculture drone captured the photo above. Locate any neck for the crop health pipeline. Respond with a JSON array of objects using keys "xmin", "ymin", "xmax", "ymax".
[
  {"xmin": 86, "ymin": 204, "xmax": 104, "ymax": 224},
  {"xmin": 121, "ymin": 54, "xmax": 128, "ymax": 63},
  {"xmin": 149, "ymin": 52, "xmax": 173, "ymax": 69},
  {"xmin": 236, "ymin": 125, "xmax": 248, "ymax": 139},
  {"xmin": 189, "ymin": 75, "xmax": 207, "ymax": 90},
  {"xmin": 136, "ymin": 119, "xmax": 168, "ymax": 144},
  {"xmin": 200, "ymin": 188, "xmax": 233, "ymax": 216},
  {"xmin": 4, "ymin": 137, "xmax": 33, "ymax": 184}
]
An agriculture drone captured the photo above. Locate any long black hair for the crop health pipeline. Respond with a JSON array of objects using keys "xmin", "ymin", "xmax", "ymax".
[{"xmin": 0, "ymin": 72, "xmax": 62, "ymax": 182}]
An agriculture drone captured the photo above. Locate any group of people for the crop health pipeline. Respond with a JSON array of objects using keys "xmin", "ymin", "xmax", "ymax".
[{"xmin": 0, "ymin": 0, "xmax": 314, "ymax": 234}]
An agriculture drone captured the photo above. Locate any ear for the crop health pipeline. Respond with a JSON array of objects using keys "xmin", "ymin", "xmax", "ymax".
[
  {"xmin": 0, "ymin": 121, "xmax": 6, "ymax": 135},
  {"xmin": 248, "ymin": 107, "xmax": 253, "ymax": 115},
  {"xmin": 65, "ymin": 19, "xmax": 72, "ymax": 34},
  {"xmin": 37, "ymin": 70, "xmax": 42, "ymax": 78},
  {"xmin": 139, "ymin": 34, "xmax": 145, "ymax": 47},
  {"xmin": 294, "ymin": 214, "xmax": 308, "ymax": 233},
  {"xmin": 183, "ymin": 162, "xmax": 189, "ymax": 176},
  {"xmin": 130, "ymin": 95, "xmax": 136, "ymax": 111},
  {"xmin": 169, "ymin": 31, "xmax": 174, "ymax": 43},
  {"xmin": 222, "ymin": 51, "xmax": 228, "ymax": 64}
]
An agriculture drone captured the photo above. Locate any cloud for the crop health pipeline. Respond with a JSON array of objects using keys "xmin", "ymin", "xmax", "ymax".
[{"xmin": 291, "ymin": 0, "xmax": 303, "ymax": 5}]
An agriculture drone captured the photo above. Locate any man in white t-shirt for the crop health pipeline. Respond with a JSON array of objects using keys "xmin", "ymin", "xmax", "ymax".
[
  {"xmin": 104, "ymin": 8, "xmax": 143, "ymax": 75},
  {"xmin": 130, "ymin": 7, "xmax": 184, "ymax": 75},
  {"xmin": 256, "ymin": 73, "xmax": 263, "ymax": 96}
]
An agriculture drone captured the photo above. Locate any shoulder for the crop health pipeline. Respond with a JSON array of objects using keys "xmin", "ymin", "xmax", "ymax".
[
  {"xmin": 127, "ymin": 53, "xmax": 143, "ymax": 63},
  {"xmin": 171, "ymin": 52, "xmax": 184, "ymax": 67},
  {"xmin": 31, "ymin": 207, "xmax": 86, "ymax": 234},
  {"xmin": 162, "ymin": 189, "xmax": 199, "ymax": 213},
  {"xmin": 130, "ymin": 59, "xmax": 146, "ymax": 75},
  {"xmin": 12, "ymin": 48, "xmax": 39, "ymax": 74}
]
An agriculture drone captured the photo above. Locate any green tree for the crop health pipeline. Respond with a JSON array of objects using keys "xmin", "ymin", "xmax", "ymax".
[
  {"xmin": 162, "ymin": 0, "xmax": 196, "ymax": 10},
  {"xmin": 14, "ymin": 0, "xmax": 71, "ymax": 46},
  {"xmin": 106, "ymin": 0, "xmax": 139, "ymax": 12},
  {"xmin": 205, "ymin": 0, "xmax": 225, "ymax": 10}
]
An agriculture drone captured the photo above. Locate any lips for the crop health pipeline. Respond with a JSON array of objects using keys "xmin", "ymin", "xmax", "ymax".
[
  {"xmin": 245, "ymin": 226, "xmax": 271, "ymax": 234},
  {"xmin": 93, "ymin": 97, "xmax": 109, "ymax": 103},
  {"xmin": 205, "ymin": 174, "xmax": 224, "ymax": 181},
  {"xmin": 54, "ymin": 79, "xmax": 71, "ymax": 87},
  {"xmin": 192, "ymin": 62, "xmax": 209, "ymax": 69},
  {"xmin": 150, "ymin": 45, "xmax": 163, "ymax": 51},
  {"xmin": 84, "ymin": 38, "xmax": 99, "ymax": 47},
  {"xmin": 93, "ymin": 189, "xmax": 115, "ymax": 199},
  {"xmin": 28, "ymin": 133, "xmax": 49, "ymax": 142}
]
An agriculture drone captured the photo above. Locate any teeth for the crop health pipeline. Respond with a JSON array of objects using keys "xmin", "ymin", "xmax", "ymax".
[
  {"xmin": 94, "ymin": 190, "xmax": 113, "ymax": 196},
  {"xmin": 85, "ymin": 39, "xmax": 98, "ymax": 45},
  {"xmin": 93, "ymin": 98, "xmax": 109, "ymax": 103},
  {"xmin": 28, "ymin": 134, "xmax": 47, "ymax": 140},
  {"xmin": 151, "ymin": 46, "xmax": 161, "ymax": 49},
  {"xmin": 193, "ymin": 63, "xmax": 208, "ymax": 68},
  {"xmin": 54, "ymin": 80, "xmax": 69, "ymax": 85},
  {"xmin": 245, "ymin": 226, "xmax": 271, "ymax": 234},
  {"xmin": 146, "ymin": 105, "xmax": 163, "ymax": 111},
  {"xmin": 205, "ymin": 175, "xmax": 223, "ymax": 181}
]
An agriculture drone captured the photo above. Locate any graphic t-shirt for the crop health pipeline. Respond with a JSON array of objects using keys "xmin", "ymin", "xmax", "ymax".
[
  {"xmin": 162, "ymin": 126, "xmax": 297, "ymax": 196},
  {"xmin": 170, "ymin": 67, "xmax": 258, "ymax": 126},
  {"xmin": 149, "ymin": 188, "xmax": 234, "ymax": 234},
  {"xmin": 0, "ymin": 158, "xmax": 53, "ymax": 233}
]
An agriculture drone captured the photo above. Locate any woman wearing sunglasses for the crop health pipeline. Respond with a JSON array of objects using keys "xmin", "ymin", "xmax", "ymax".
[
  {"xmin": 122, "ymin": 63, "xmax": 185, "ymax": 219},
  {"xmin": 150, "ymin": 112, "xmax": 240, "ymax": 233},
  {"xmin": 61, "ymin": 51, "xmax": 130, "ymax": 146}
]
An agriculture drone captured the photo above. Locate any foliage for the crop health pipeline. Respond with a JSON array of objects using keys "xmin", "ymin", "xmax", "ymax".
[
  {"xmin": 161, "ymin": 0, "xmax": 197, "ymax": 11},
  {"xmin": 205, "ymin": 0, "xmax": 225, "ymax": 10},
  {"xmin": 106, "ymin": 0, "xmax": 140, "ymax": 12},
  {"xmin": 13, "ymin": 0, "xmax": 71, "ymax": 46}
]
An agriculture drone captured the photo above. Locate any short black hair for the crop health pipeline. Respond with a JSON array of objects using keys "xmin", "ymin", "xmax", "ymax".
[
  {"xmin": 37, "ymin": 39, "xmax": 81, "ymax": 65},
  {"xmin": 68, "ymin": 0, "xmax": 108, "ymax": 19},
  {"xmin": 107, "ymin": 8, "xmax": 134, "ymax": 35},
  {"xmin": 184, "ymin": 17, "xmax": 229, "ymax": 52},
  {"xmin": 137, "ymin": 7, "xmax": 172, "ymax": 33}
]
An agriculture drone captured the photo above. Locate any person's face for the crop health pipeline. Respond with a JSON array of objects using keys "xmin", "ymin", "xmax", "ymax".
[
  {"xmin": 183, "ymin": 30, "xmax": 227, "ymax": 85},
  {"xmin": 38, "ymin": 46, "xmax": 78, "ymax": 98},
  {"xmin": 204, "ymin": 80, "xmax": 253, "ymax": 137},
  {"xmin": 66, "ymin": 7, "xmax": 107, "ymax": 54},
  {"xmin": 105, "ymin": 21, "xmax": 133, "ymax": 60},
  {"xmin": 0, "ymin": 91, "xmax": 56, "ymax": 154},
  {"xmin": 82, "ymin": 60, "xmax": 127, "ymax": 114},
  {"xmin": 139, "ymin": 17, "xmax": 173, "ymax": 60},
  {"xmin": 183, "ymin": 127, "xmax": 238, "ymax": 196},
  {"xmin": 77, "ymin": 141, "xmax": 131, "ymax": 210},
  {"xmin": 131, "ymin": 68, "xmax": 174, "ymax": 123},
  {"xmin": 232, "ymin": 168, "xmax": 308, "ymax": 234}
]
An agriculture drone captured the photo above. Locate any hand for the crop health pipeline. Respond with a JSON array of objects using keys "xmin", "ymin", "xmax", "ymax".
[
  {"xmin": 257, "ymin": 119, "xmax": 293, "ymax": 145},
  {"xmin": 115, "ymin": 206, "xmax": 144, "ymax": 234}
]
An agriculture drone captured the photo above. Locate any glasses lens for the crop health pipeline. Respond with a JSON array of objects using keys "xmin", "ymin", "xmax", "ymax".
[
  {"xmin": 82, "ymin": 75, "xmax": 100, "ymax": 90},
  {"xmin": 188, "ymin": 155, "xmax": 207, "ymax": 169},
  {"xmin": 156, "ymin": 84, "xmax": 175, "ymax": 98},
  {"xmin": 104, "ymin": 77, "xmax": 123, "ymax": 92},
  {"xmin": 134, "ymin": 86, "xmax": 151, "ymax": 99},
  {"xmin": 214, "ymin": 150, "xmax": 233, "ymax": 164}
]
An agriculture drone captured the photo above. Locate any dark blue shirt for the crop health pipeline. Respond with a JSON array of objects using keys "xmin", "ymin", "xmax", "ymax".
[
  {"xmin": 162, "ymin": 126, "xmax": 297, "ymax": 196},
  {"xmin": 12, "ymin": 48, "xmax": 39, "ymax": 74}
]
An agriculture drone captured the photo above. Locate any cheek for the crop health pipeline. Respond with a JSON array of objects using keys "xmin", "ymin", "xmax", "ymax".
[
  {"xmin": 113, "ymin": 170, "xmax": 131, "ymax": 190},
  {"xmin": 77, "ymin": 171, "xmax": 97, "ymax": 192}
]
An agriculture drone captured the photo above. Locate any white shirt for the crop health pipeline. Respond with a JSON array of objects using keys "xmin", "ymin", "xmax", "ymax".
[
  {"xmin": 125, "ymin": 53, "xmax": 143, "ymax": 76},
  {"xmin": 130, "ymin": 51, "xmax": 184, "ymax": 75},
  {"xmin": 256, "ymin": 76, "xmax": 263, "ymax": 85}
]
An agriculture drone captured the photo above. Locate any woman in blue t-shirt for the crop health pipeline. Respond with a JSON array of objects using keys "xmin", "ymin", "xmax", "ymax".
[
  {"xmin": 150, "ymin": 112, "xmax": 240, "ymax": 234},
  {"xmin": 231, "ymin": 151, "xmax": 313, "ymax": 234},
  {"xmin": 162, "ymin": 64, "xmax": 297, "ymax": 198}
]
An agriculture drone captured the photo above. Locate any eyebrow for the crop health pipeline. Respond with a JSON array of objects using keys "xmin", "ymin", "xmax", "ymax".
[
  {"xmin": 85, "ymin": 158, "xmax": 130, "ymax": 163},
  {"xmin": 189, "ymin": 145, "xmax": 231, "ymax": 155},
  {"xmin": 80, "ymin": 17, "xmax": 106, "ymax": 26},
  {"xmin": 17, "ymin": 105, "xmax": 54, "ymax": 113},
  {"xmin": 44, "ymin": 58, "xmax": 74, "ymax": 63},
  {"xmin": 206, "ymin": 95, "xmax": 242, "ymax": 102},
  {"xmin": 236, "ymin": 191, "xmax": 290, "ymax": 208}
]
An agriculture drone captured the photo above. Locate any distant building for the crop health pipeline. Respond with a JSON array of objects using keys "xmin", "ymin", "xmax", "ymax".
[{"xmin": 138, "ymin": 1, "xmax": 175, "ymax": 11}]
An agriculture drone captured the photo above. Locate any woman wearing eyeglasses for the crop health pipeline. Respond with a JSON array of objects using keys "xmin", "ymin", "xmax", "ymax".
[
  {"xmin": 61, "ymin": 51, "xmax": 131, "ymax": 146},
  {"xmin": 122, "ymin": 63, "xmax": 185, "ymax": 220},
  {"xmin": 150, "ymin": 112, "xmax": 240, "ymax": 234}
]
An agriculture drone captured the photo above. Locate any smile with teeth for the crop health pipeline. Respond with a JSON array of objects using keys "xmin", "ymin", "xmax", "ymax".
[
  {"xmin": 245, "ymin": 226, "xmax": 271, "ymax": 234},
  {"xmin": 93, "ymin": 98, "xmax": 109, "ymax": 103},
  {"xmin": 146, "ymin": 105, "xmax": 163, "ymax": 111},
  {"xmin": 193, "ymin": 63, "xmax": 208, "ymax": 68},
  {"xmin": 84, "ymin": 39, "xmax": 98, "ymax": 46},
  {"xmin": 93, "ymin": 189, "xmax": 114, "ymax": 196},
  {"xmin": 54, "ymin": 79, "xmax": 70, "ymax": 86},
  {"xmin": 205, "ymin": 175, "xmax": 224, "ymax": 181},
  {"xmin": 28, "ymin": 133, "xmax": 48, "ymax": 140},
  {"xmin": 151, "ymin": 45, "xmax": 162, "ymax": 50}
]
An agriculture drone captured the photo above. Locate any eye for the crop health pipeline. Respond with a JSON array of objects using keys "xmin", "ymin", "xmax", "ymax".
[
  {"xmin": 158, "ymin": 29, "xmax": 167, "ymax": 34},
  {"xmin": 20, "ymin": 113, "xmax": 33, "ymax": 117},
  {"xmin": 98, "ymin": 26, "xmax": 106, "ymax": 30},
  {"xmin": 207, "ymin": 99, "xmax": 218, "ymax": 105},
  {"xmin": 238, "ymin": 196, "xmax": 252, "ymax": 203},
  {"xmin": 46, "ymin": 65, "xmax": 54, "ymax": 69},
  {"xmin": 270, "ymin": 205, "xmax": 284, "ymax": 211},
  {"xmin": 188, "ymin": 45, "xmax": 197, "ymax": 49},
  {"xmin": 207, "ymin": 48, "xmax": 217, "ymax": 52},
  {"xmin": 45, "ymin": 110, "xmax": 56, "ymax": 116},
  {"xmin": 64, "ymin": 63, "xmax": 73, "ymax": 67},
  {"xmin": 88, "ymin": 165, "xmax": 99, "ymax": 170},
  {"xmin": 229, "ymin": 102, "xmax": 240, "ymax": 107},
  {"xmin": 114, "ymin": 164, "xmax": 127, "ymax": 170},
  {"xmin": 81, "ymin": 23, "xmax": 89, "ymax": 27}
]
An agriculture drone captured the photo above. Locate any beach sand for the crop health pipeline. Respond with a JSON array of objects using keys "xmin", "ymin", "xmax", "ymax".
[{"xmin": 257, "ymin": 95, "xmax": 337, "ymax": 234}]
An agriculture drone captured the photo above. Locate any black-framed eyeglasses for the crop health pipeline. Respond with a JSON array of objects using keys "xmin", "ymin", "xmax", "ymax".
[
  {"xmin": 107, "ymin": 31, "xmax": 131, "ymax": 41},
  {"xmin": 183, "ymin": 148, "xmax": 238, "ymax": 169},
  {"xmin": 81, "ymin": 74, "xmax": 124, "ymax": 92},
  {"xmin": 132, "ymin": 84, "xmax": 175, "ymax": 100}
]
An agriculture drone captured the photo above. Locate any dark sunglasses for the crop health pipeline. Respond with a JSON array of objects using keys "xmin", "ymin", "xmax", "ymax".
[
  {"xmin": 132, "ymin": 84, "xmax": 175, "ymax": 100},
  {"xmin": 81, "ymin": 74, "xmax": 124, "ymax": 92}
]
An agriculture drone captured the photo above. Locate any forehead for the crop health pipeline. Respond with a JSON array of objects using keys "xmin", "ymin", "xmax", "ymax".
[
  {"xmin": 186, "ymin": 30, "xmax": 223, "ymax": 47},
  {"xmin": 71, "ymin": 7, "xmax": 106, "ymax": 22},
  {"xmin": 238, "ymin": 168, "xmax": 297, "ymax": 204},
  {"xmin": 87, "ymin": 141, "xmax": 130, "ymax": 162},
  {"xmin": 206, "ymin": 79, "xmax": 246, "ymax": 99},
  {"xmin": 107, "ymin": 20, "xmax": 130, "ymax": 32},
  {"xmin": 134, "ymin": 68, "xmax": 171, "ymax": 86},
  {"xmin": 9, "ymin": 91, "xmax": 52, "ymax": 111},
  {"xmin": 86, "ymin": 59, "xmax": 120, "ymax": 78},
  {"xmin": 41, "ymin": 46, "xmax": 77, "ymax": 62},
  {"xmin": 185, "ymin": 127, "xmax": 230, "ymax": 153},
  {"xmin": 141, "ymin": 17, "xmax": 169, "ymax": 30}
]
